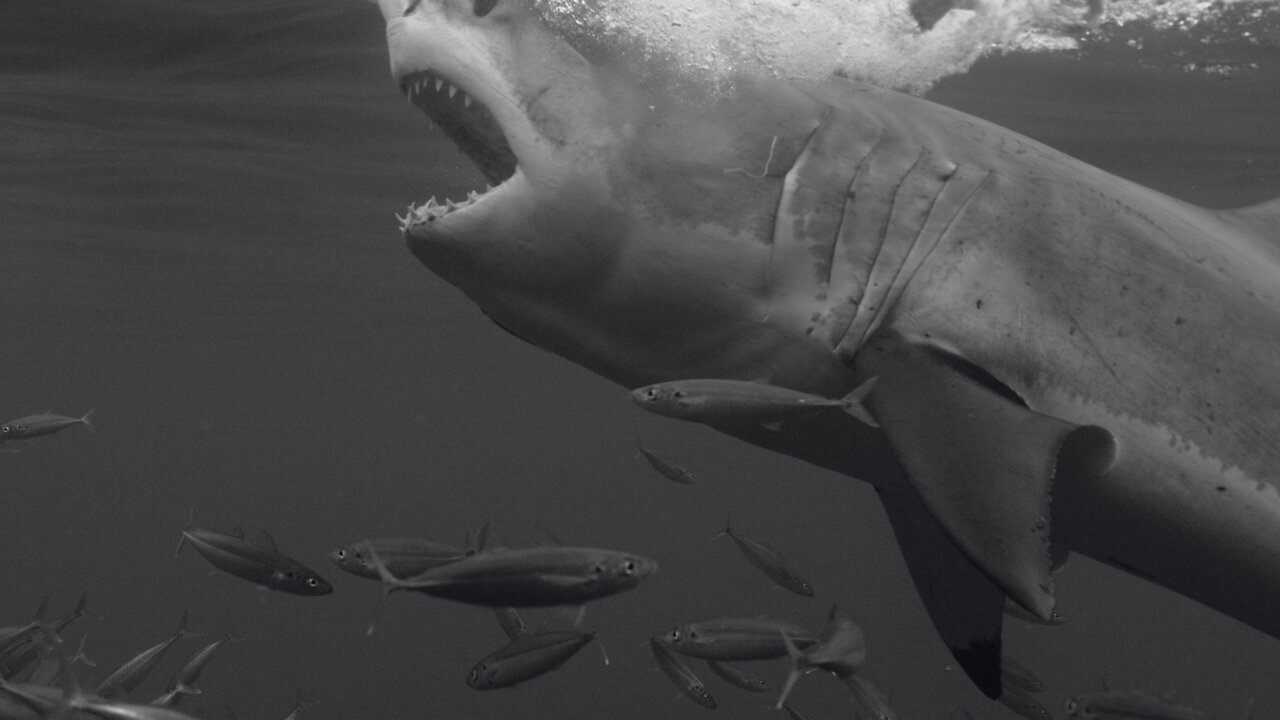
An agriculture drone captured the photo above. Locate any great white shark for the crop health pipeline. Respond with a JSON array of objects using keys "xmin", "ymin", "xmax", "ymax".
[{"xmin": 365, "ymin": 0, "xmax": 1280, "ymax": 700}]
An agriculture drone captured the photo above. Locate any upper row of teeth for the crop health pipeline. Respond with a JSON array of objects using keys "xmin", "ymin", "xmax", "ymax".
[
  {"xmin": 407, "ymin": 76, "xmax": 474, "ymax": 108},
  {"xmin": 396, "ymin": 191, "xmax": 492, "ymax": 231}
]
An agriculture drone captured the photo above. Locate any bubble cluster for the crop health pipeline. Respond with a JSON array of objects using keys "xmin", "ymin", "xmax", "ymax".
[{"xmin": 532, "ymin": 0, "xmax": 1274, "ymax": 93}]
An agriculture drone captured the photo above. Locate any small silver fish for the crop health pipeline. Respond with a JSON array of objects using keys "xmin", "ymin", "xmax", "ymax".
[
  {"xmin": 2, "ymin": 671, "xmax": 203, "ymax": 720},
  {"xmin": 662, "ymin": 616, "xmax": 818, "ymax": 661},
  {"xmin": 1000, "ymin": 686, "xmax": 1053, "ymax": 720},
  {"xmin": 649, "ymin": 637, "xmax": 716, "ymax": 709},
  {"xmin": 95, "ymin": 611, "xmax": 193, "ymax": 699},
  {"xmin": 716, "ymin": 512, "xmax": 814, "ymax": 596},
  {"xmin": 782, "ymin": 704, "xmax": 812, "ymax": 720},
  {"xmin": 629, "ymin": 376, "xmax": 879, "ymax": 428},
  {"xmin": 0, "ymin": 598, "xmax": 55, "ymax": 663},
  {"xmin": 0, "ymin": 410, "xmax": 93, "ymax": 441},
  {"xmin": 150, "ymin": 632, "xmax": 243, "ymax": 706},
  {"xmin": 467, "ymin": 630, "xmax": 597, "ymax": 690},
  {"xmin": 1065, "ymin": 690, "xmax": 1213, "ymax": 720},
  {"xmin": 329, "ymin": 538, "xmax": 466, "ymax": 580},
  {"xmin": 704, "ymin": 659, "xmax": 768, "ymax": 693},
  {"xmin": 636, "ymin": 447, "xmax": 695, "ymax": 484},
  {"xmin": 367, "ymin": 543, "xmax": 656, "ymax": 607},
  {"xmin": 177, "ymin": 528, "xmax": 332, "ymax": 596},
  {"xmin": 1001, "ymin": 656, "xmax": 1045, "ymax": 694},
  {"xmin": 0, "ymin": 592, "xmax": 89, "ymax": 680}
]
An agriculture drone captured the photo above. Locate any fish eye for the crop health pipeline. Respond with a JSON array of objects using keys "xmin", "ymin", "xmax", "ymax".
[
  {"xmin": 307, "ymin": 577, "xmax": 319, "ymax": 587},
  {"xmin": 1, "ymin": 426, "xmax": 9, "ymax": 433},
  {"xmin": 643, "ymin": 387, "xmax": 658, "ymax": 400},
  {"xmin": 473, "ymin": 0, "xmax": 498, "ymax": 17},
  {"xmin": 621, "ymin": 560, "xmax": 635, "ymax": 576},
  {"xmin": 668, "ymin": 630, "xmax": 682, "ymax": 643},
  {"xmin": 335, "ymin": 549, "xmax": 347, "ymax": 560},
  {"xmin": 1064, "ymin": 700, "xmax": 1077, "ymax": 715}
]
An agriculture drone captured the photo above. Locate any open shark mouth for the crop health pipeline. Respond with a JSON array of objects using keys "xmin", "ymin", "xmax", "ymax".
[{"xmin": 396, "ymin": 69, "xmax": 517, "ymax": 227}]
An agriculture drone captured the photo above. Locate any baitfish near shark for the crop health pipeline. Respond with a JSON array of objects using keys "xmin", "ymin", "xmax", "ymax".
[
  {"xmin": 364, "ymin": 0, "xmax": 1280, "ymax": 700},
  {"xmin": 466, "ymin": 629, "xmax": 598, "ymax": 690},
  {"xmin": 177, "ymin": 528, "xmax": 332, "ymax": 597},
  {"xmin": 0, "ymin": 410, "xmax": 93, "ymax": 441}
]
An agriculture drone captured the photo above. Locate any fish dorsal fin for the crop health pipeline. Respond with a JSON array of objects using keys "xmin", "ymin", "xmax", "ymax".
[
  {"xmin": 468, "ymin": 520, "xmax": 493, "ymax": 555},
  {"xmin": 256, "ymin": 531, "xmax": 278, "ymax": 553},
  {"xmin": 33, "ymin": 595, "xmax": 50, "ymax": 623},
  {"xmin": 713, "ymin": 511, "xmax": 735, "ymax": 542},
  {"xmin": 855, "ymin": 330, "xmax": 1116, "ymax": 621}
]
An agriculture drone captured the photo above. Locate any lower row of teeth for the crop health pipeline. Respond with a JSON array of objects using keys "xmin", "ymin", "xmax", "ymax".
[
  {"xmin": 396, "ymin": 192, "xmax": 488, "ymax": 230},
  {"xmin": 408, "ymin": 76, "xmax": 474, "ymax": 108}
]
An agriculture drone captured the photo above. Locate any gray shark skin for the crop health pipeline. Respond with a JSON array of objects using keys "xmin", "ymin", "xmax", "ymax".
[{"xmin": 366, "ymin": 0, "xmax": 1280, "ymax": 700}]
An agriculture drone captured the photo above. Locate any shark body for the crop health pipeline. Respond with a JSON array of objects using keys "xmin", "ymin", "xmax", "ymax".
[{"xmin": 366, "ymin": 0, "xmax": 1280, "ymax": 699}]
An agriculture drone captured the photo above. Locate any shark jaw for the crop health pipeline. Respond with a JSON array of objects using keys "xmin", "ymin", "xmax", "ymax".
[{"xmin": 371, "ymin": 0, "xmax": 634, "ymax": 252}]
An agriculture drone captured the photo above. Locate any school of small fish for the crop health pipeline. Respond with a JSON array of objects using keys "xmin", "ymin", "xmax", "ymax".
[{"xmin": 1, "ymin": 383, "xmax": 1227, "ymax": 718}]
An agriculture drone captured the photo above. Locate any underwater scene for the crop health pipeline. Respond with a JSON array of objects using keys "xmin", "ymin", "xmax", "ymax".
[{"xmin": 3, "ymin": 0, "xmax": 1280, "ymax": 718}]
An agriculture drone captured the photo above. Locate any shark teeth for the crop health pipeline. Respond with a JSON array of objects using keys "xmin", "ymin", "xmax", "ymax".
[
  {"xmin": 397, "ymin": 189, "xmax": 495, "ymax": 231},
  {"xmin": 404, "ymin": 70, "xmax": 475, "ymax": 109}
]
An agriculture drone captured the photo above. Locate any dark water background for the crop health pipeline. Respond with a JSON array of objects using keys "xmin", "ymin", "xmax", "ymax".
[{"xmin": 3, "ymin": 1, "xmax": 1279, "ymax": 718}]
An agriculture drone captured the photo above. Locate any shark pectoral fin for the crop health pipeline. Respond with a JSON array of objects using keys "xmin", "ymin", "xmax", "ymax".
[
  {"xmin": 855, "ymin": 331, "xmax": 1115, "ymax": 621},
  {"xmin": 878, "ymin": 481, "xmax": 1004, "ymax": 698}
]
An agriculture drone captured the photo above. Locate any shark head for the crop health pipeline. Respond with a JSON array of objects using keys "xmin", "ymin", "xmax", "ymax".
[{"xmin": 369, "ymin": 0, "xmax": 856, "ymax": 392}]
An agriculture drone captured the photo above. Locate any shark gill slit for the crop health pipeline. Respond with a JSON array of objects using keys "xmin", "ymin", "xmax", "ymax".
[
  {"xmin": 836, "ymin": 166, "xmax": 995, "ymax": 358},
  {"xmin": 833, "ymin": 149, "xmax": 949, "ymax": 350},
  {"xmin": 824, "ymin": 136, "xmax": 920, "ymax": 349},
  {"xmin": 829, "ymin": 146, "xmax": 931, "ymax": 345},
  {"xmin": 853, "ymin": 151, "xmax": 953, "ymax": 338}
]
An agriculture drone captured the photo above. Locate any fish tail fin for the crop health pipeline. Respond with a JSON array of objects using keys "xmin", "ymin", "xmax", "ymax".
[
  {"xmin": 175, "ymin": 681, "xmax": 201, "ymax": 697},
  {"xmin": 839, "ymin": 376, "xmax": 880, "ymax": 428},
  {"xmin": 774, "ymin": 631, "xmax": 807, "ymax": 710},
  {"xmin": 712, "ymin": 511, "xmax": 733, "ymax": 541},
  {"xmin": 79, "ymin": 409, "xmax": 95, "ymax": 427},
  {"xmin": 49, "ymin": 652, "xmax": 91, "ymax": 719},
  {"xmin": 363, "ymin": 541, "xmax": 404, "ymax": 636},
  {"xmin": 66, "ymin": 590, "xmax": 90, "ymax": 626},
  {"xmin": 175, "ymin": 506, "xmax": 196, "ymax": 558}
]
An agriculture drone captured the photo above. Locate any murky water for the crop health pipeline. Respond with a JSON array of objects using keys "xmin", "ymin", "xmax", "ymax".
[{"xmin": 2, "ymin": 1, "xmax": 1278, "ymax": 718}]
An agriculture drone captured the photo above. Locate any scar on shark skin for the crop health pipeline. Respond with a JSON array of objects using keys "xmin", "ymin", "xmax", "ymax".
[{"xmin": 725, "ymin": 135, "xmax": 780, "ymax": 179}]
